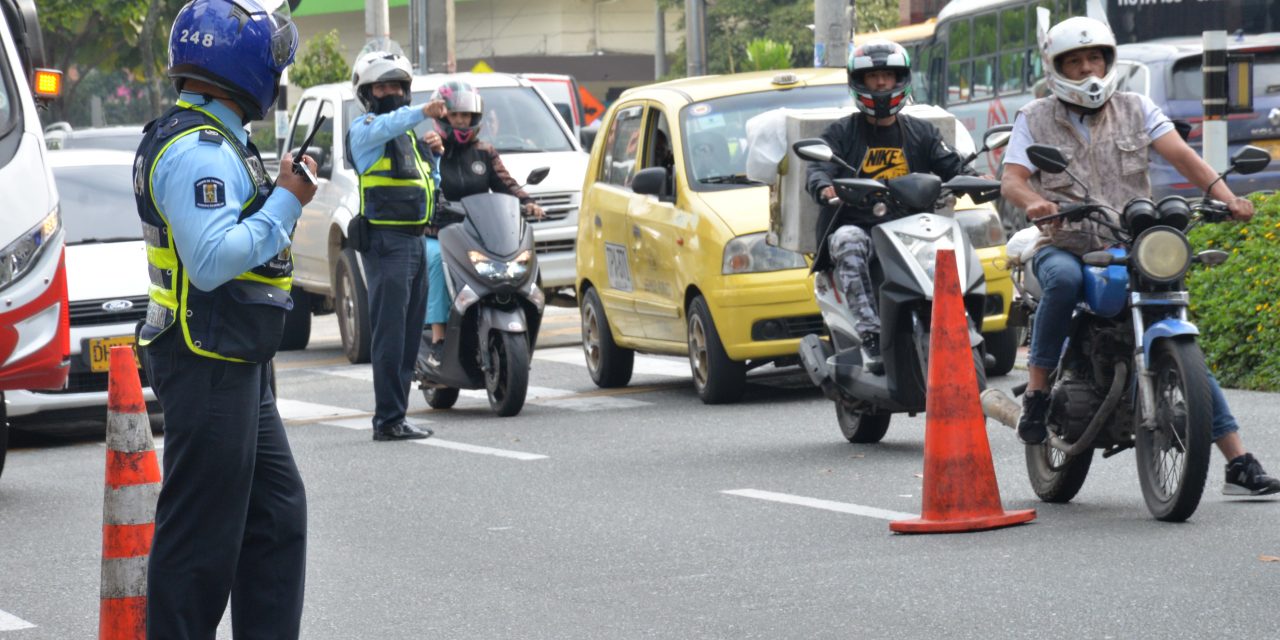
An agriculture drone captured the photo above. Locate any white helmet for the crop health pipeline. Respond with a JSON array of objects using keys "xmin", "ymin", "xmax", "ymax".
[
  {"xmin": 1041, "ymin": 16, "xmax": 1118, "ymax": 110},
  {"xmin": 351, "ymin": 50, "xmax": 413, "ymax": 111}
]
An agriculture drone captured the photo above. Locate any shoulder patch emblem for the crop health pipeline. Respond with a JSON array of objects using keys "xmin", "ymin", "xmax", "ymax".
[
  {"xmin": 194, "ymin": 177, "xmax": 226, "ymax": 208},
  {"xmin": 364, "ymin": 114, "xmax": 376, "ymax": 125},
  {"xmin": 198, "ymin": 129, "xmax": 224, "ymax": 145},
  {"xmin": 471, "ymin": 160, "xmax": 487, "ymax": 175}
]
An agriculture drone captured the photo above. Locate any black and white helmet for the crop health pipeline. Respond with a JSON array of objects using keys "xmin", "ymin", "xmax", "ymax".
[
  {"xmin": 351, "ymin": 49, "xmax": 413, "ymax": 111},
  {"xmin": 847, "ymin": 39, "xmax": 912, "ymax": 119},
  {"xmin": 1042, "ymin": 17, "xmax": 1118, "ymax": 109}
]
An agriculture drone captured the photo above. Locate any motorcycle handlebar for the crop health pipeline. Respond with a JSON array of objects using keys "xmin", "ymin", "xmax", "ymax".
[
  {"xmin": 1193, "ymin": 198, "xmax": 1232, "ymax": 223},
  {"xmin": 1032, "ymin": 202, "xmax": 1098, "ymax": 226}
]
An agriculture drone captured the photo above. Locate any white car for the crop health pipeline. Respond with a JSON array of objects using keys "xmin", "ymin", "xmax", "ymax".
[
  {"xmin": 5, "ymin": 148, "xmax": 156, "ymax": 421},
  {"xmin": 280, "ymin": 71, "xmax": 589, "ymax": 363}
]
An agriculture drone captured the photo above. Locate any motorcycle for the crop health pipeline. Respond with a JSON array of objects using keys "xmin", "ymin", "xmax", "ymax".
[
  {"xmin": 791, "ymin": 126, "xmax": 1010, "ymax": 444},
  {"xmin": 415, "ymin": 167, "xmax": 550, "ymax": 417},
  {"xmin": 981, "ymin": 143, "xmax": 1272, "ymax": 521}
]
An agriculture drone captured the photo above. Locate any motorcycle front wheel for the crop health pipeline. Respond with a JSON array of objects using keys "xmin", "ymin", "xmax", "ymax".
[
  {"xmin": 1025, "ymin": 441, "xmax": 1094, "ymax": 503},
  {"xmin": 486, "ymin": 331, "xmax": 530, "ymax": 417},
  {"xmin": 1136, "ymin": 339, "xmax": 1212, "ymax": 522},
  {"xmin": 423, "ymin": 386, "xmax": 460, "ymax": 410}
]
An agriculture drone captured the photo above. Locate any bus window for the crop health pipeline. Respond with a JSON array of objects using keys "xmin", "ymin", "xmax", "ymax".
[
  {"xmin": 975, "ymin": 13, "xmax": 997, "ymax": 57},
  {"xmin": 999, "ymin": 52, "xmax": 1023, "ymax": 94},
  {"xmin": 973, "ymin": 56, "xmax": 995, "ymax": 101},
  {"xmin": 949, "ymin": 18, "xmax": 971, "ymax": 60},
  {"xmin": 949, "ymin": 60, "xmax": 972, "ymax": 103}
]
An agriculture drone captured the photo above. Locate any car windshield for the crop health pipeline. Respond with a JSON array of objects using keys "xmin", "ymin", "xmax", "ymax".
[
  {"xmin": 1170, "ymin": 51, "xmax": 1280, "ymax": 100},
  {"xmin": 411, "ymin": 86, "xmax": 575, "ymax": 153},
  {"xmin": 53, "ymin": 163, "xmax": 142, "ymax": 244},
  {"xmin": 680, "ymin": 84, "xmax": 852, "ymax": 190}
]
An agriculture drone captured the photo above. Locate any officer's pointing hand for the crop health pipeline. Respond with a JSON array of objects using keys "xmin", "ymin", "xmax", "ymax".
[
  {"xmin": 277, "ymin": 152, "xmax": 318, "ymax": 206},
  {"xmin": 423, "ymin": 99, "xmax": 448, "ymax": 120}
]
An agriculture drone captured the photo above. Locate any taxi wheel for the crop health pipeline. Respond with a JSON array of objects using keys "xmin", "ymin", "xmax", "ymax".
[
  {"xmin": 581, "ymin": 287, "xmax": 633, "ymax": 388},
  {"xmin": 335, "ymin": 248, "xmax": 372, "ymax": 364},
  {"xmin": 687, "ymin": 296, "xmax": 745, "ymax": 405},
  {"xmin": 983, "ymin": 327, "xmax": 1019, "ymax": 377}
]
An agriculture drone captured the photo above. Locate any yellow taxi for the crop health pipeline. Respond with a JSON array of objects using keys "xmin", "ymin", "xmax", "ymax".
[{"xmin": 576, "ymin": 68, "xmax": 1016, "ymax": 404}]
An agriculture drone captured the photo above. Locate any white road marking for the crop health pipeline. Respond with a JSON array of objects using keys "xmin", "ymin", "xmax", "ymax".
[
  {"xmin": 414, "ymin": 439, "xmax": 548, "ymax": 461},
  {"xmin": 535, "ymin": 347, "xmax": 691, "ymax": 378},
  {"xmin": 317, "ymin": 417, "xmax": 546, "ymax": 460},
  {"xmin": 0, "ymin": 608, "xmax": 35, "ymax": 631},
  {"xmin": 722, "ymin": 489, "xmax": 918, "ymax": 522},
  {"xmin": 314, "ymin": 364, "xmax": 374, "ymax": 382},
  {"xmin": 276, "ymin": 398, "xmax": 364, "ymax": 422}
]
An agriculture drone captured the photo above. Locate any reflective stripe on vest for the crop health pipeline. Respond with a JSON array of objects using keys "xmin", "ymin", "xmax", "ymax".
[
  {"xmin": 135, "ymin": 103, "xmax": 293, "ymax": 363},
  {"xmin": 358, "ymin": 133, "xmax": 436, "ymax": 226}
]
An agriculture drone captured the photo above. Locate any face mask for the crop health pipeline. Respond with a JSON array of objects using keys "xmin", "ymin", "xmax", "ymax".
[{"xmin": 372, "ymin": 93, "xmax": 409, "ymax": 114}]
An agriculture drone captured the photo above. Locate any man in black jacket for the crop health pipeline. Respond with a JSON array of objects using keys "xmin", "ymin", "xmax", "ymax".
[{"xmin": 805, "ymin": 39, "xmax": 973, "ymax": 373}]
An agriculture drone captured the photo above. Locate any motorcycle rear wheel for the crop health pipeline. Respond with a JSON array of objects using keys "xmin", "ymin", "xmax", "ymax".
[
  {"xmin": 1025, "ymin": 441, "xmax": 1094, "ymax": 503},
  {"xmin": 836, "ymin": 402, "xmax": 891, "ymax": 444},
  {"xmin": 423, "ymin": 386, "xmax": 459, "ymax": 410},
  {"xmin": 1136, "ymin": 339, "xmax": 1212, "ymax": 522},
  {"xmin": 486, "ymin": 331, "xmax": 530, "ymax": 417}
]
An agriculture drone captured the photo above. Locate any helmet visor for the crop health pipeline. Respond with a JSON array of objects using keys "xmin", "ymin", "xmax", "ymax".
[{"xmin": 233, "ymin": 0, "xmax": 299, "ymax": 68}]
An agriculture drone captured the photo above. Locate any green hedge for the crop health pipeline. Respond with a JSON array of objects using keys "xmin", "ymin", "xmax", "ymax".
[{"xmin": 1186, "ymin": 193, "xmax": 1280, "ymax": 391}]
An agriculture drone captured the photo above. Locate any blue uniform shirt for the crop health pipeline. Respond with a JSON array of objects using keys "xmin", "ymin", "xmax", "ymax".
[
  {"xmin": 153, "ymin": 92, "xmax": 301, "ymax": 291},
  {"xmin": 348, "ymin": 105, "xmax": 429, "ymax": 174}
]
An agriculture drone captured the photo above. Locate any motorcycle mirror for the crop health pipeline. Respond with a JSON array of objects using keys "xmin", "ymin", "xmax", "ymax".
[
  {"xmin": 525, "ymin": 166, "xmax": 551, "ymax": 185},
  {"xmin": 1026, "ymin": 144, "xmax": 1069, "ymax": 174},
  {"xmin": 984, "ymin": 131, "xmax": 1012, "ymax": 152},
  {"xmin": 1194, "ymin": 249, "xmax": 1229, "ymax": 266},
  {"xmin": 1081, "ymin": 250, "xmax": 1114, "ymax": 267},
  {"xmin": 1229, "ymin": 145, "xmax": 1271, "ymax": 176},
  {"xmin": 792, "ymin": 139, "xmax": 834, "ymax": 163}
]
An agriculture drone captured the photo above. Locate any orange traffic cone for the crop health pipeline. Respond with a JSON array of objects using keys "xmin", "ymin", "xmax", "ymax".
[
  {"xmin": 100, "ymin": 345, "xmax": 160, "ymax": 639},
  {"xmin": 890, "ymin": 245, "xmax": 1035, "ymax": 534}
]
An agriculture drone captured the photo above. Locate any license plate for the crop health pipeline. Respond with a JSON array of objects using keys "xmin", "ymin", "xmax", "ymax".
[
  {"xmin": 1255, "ymin": 138, "xmax": 1280, "ymax": 161},
  {"xmin": 88, "ymin": 335, "xmax": 138, "ymax": 373}
]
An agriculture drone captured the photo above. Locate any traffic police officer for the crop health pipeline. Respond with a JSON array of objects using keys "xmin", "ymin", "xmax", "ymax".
[
  {"xmin": 347, "ymin": 49, "xmax": 447, "ymax": 440},
  {"xmin": 132, "ymin": 1, "xmax": 316, "ymax": 637}
]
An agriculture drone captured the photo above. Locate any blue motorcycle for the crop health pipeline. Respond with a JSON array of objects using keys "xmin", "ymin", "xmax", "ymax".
[{"xmin": 982, "ymin": 143, "xmax": 1271, "ymax": 521}]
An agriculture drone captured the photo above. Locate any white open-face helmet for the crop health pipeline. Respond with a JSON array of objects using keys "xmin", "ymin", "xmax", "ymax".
[
  {"xmin": 1042, "ymin": 16, "xmax": 1118, "ymax": 110},
  {"xmin": 351, "ymin": 49, "xmax": 413, "ymax": 111}
]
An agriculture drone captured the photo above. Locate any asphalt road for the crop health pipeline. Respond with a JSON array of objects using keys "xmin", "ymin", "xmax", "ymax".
[{"xmin": 3, "ymin": 310, "xmax": 1279, "ymax": 639}]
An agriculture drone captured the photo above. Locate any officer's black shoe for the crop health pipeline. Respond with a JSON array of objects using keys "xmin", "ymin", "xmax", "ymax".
[
  {"xmin": 1017, "ymin": 390, "xmax": 1051, "ymax": 445},
  {"xmin": 861, "ymin": 332, "xmax": 885, "ymax": 376},
  {"xmin": 373, "ymin": 422, "xmax": 434, "ymax": 441}
]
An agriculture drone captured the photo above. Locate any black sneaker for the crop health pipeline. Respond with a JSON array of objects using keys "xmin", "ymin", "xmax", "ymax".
[
  {"xmin": 1224, "ymin": 453, "xmax": 1280, "ymax": 496},
  {"xmin": 1017, "ymin": 390, "xmax": 1050, "ymax": 445},
  {"xmin": 861, "ymin": 332, "xmax": 884, "ymax": 375},
  {"xmin": 427, "ymin": 341, "xmax": 444, "ymax": 369}
]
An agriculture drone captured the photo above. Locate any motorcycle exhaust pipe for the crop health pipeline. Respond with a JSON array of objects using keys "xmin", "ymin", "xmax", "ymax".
[{"xmin": 981, "ymin": 388, "xmax": 1021, "ymax": 430}]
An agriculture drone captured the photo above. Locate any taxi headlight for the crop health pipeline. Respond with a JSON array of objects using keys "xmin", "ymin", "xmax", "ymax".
[
  {"xmin": 722, "ymin": 232, "xmax": 806, "ymax": 275},
  {"xmin": 1133, "ymin": 227, "xmax": 1191, "ymax": 283},
  {"xmin": 955, "ymin": 207, "xmax": 1006, "ymax": 249}
]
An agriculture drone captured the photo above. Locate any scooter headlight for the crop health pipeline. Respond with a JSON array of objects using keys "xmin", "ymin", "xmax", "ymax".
[
  {"xmin": 1133, "ymin": 227, "xmax": 1191, "ymax": 283},
  {"xmin": 468, "ymin": 250, "xmax": 531, "ymax": 281},
  {"xmin": 894, "ymin": 233, "xmax": 942, "ymax": 281}
]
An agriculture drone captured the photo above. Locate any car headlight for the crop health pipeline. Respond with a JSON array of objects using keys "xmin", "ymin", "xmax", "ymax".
[
  {"xmin": 468, "ymin": 249, "xmax": 531, "ymax": 281},
  {"xmin": 955, "ymin": 207, "xmax": 1006, "ymax": 249},
  {"xmin": 0, "ymin": 206, "xmax": 60, "ymax": 292},
  {"xmin": 722, "ymin": 232, "xmax": 806, "ymax": 275},
  {"xmin": 1133, "ymin": 227, "xmax": 1190, "ymax": 283},
  {"xmin": 894, "ymin": 232, "xmax": 942, "ymax": 281}
]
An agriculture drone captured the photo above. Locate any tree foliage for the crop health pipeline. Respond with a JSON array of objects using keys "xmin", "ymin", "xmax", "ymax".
[
  {"xmin": 662, "ymin": 0, "xmax": 901, "ymax": 77},
  {"xmin": 37, "ymin": 0, "xmax": 155, "ymax": 124},
  {"xmin": 744, "ymin": 39, "xmax": 794, "ymax": 72},
  {"xmin": 290, "ymin": 30, "xmax": 349, "ymax": 89}
]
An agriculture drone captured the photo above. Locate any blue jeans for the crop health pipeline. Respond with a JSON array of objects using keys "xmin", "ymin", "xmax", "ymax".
[
  {"xmin": 423, "ymin": 235, "xmax": 448, "ymax": 325},
  {"xmin": 1030, "ymin": 246, "xmax": 1239, "ymax": 441}
]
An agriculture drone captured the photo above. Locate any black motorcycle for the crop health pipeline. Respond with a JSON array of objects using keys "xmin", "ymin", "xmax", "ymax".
[
  {"xmin": 982, "ymin": 144, "xmax": 1271, "ymax": 521},
  {"xmin": 416, "ymin": 168, "xmax": 549, "ymax": 417}
]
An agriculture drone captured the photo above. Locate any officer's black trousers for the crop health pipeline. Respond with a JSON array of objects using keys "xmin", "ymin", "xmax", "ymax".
[
  {"xmin": 145, "ymin": 333, "xmax": 307, "ymax": 640},
  {"xmin": 364, "ymin": 228, "xmax": 428, "ymax": 431}
]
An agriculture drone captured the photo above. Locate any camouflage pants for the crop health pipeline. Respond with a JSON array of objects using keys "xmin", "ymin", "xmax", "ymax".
[{"xmin": 829, "ymin": 224, "xmax": 879, "ymax": 334}]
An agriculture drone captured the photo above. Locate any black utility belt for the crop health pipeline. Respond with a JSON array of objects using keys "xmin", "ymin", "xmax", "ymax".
[{"xmin": 369, "ymin": 223, "xmax": 426, "ymax": 236}]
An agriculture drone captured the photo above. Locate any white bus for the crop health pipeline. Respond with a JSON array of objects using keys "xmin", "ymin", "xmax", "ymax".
[{"xmin": 0, "ymin": 0, "xmax": 66, "ymax": 468}]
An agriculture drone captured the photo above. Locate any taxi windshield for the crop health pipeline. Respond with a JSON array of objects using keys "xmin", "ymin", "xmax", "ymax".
[{"xmin": 680, "ymin": 84, "xmax": 852, "ymax": 191}]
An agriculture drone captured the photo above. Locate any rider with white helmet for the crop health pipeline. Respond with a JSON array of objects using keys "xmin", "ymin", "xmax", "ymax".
[{"xmin": 1000, "ymin": 18, "xmax": 1277, "ymax": 498}]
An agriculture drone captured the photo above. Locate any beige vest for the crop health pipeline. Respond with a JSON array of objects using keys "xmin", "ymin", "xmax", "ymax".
[{"xmin": 1021, "ymin": 92, "xmax": 1152, "ymax": 255}]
